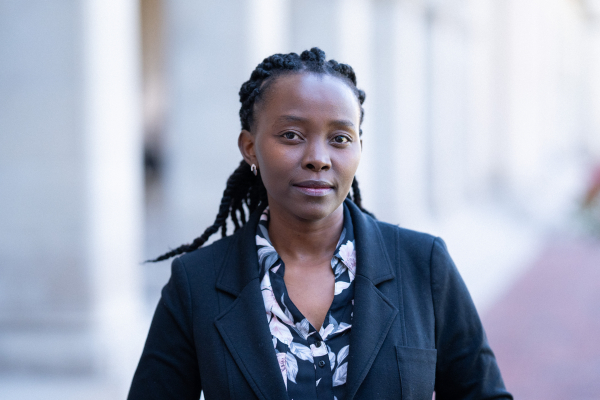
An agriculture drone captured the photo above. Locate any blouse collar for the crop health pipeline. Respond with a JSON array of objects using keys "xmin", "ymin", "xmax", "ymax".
[{"xmin": 255, "ymin": 202, "xmax": 356, "ymax": 281}]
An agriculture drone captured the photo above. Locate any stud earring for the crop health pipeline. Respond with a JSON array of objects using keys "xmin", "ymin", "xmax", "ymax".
[{"xmin": 251, "ymin": 164, "xmax": 257, "ymax": 176}]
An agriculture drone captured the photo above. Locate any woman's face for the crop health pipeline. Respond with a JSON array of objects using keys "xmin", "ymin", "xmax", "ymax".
[{"xmin": 239, "ymin": 72, "xmax": 362, "ymax": 222}]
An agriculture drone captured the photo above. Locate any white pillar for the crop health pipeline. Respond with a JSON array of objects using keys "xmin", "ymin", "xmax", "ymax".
[
  {"xmin": 0, "ymin": 0, "xmax": 144, "ymax": 395},
  {"xmin": 0, "ymin": 1, "xmax": 93, "ymax": 374},
  {"xmin": 585, "ymin": 1, "xmax": 600, "ymax": 158},
  {"xmin": 290, "ymin": 0, "xmax": 339, "ymax": 54},
  {"xmin": 426, "ymin": 0, "xmax": 470, "ymax": 217},
  {"xmin": 464, "ymin": 0, "xmax": 497, "ymax": 202},
  {"xmin": 393, "ymin": 0, "xmax": 434, "ymax": 225},
  {"xmin": 365, "ymin": 0, "xmax": 431, "ymax": 226},
  {"xmin": 496, "ymin": 0, "xmax": 588, "ymax": 220},
  {"xmin": 162, "ymin": 0, "xmax": 255, "ymax": 249},
  {"xmin": 334, "ymin": 0, "xmax": 377, "ymax": 210},
  {"xmin": 83, "ymin": 0, "xmax": 145, "ymax": 393},
  {"xmin": 246, "ymin": 0, "xmax": 292, "ymax": 70}
]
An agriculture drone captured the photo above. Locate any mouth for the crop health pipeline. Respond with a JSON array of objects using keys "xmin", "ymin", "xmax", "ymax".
[{"xmin": 292, "ymin": 180, "xmax": 335, "ymax": 197}]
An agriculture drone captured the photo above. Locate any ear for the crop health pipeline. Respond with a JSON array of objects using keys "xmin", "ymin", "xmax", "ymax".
[{"xmin": 238, "ymin": 129, "xmax": 257, "ymax": 167}]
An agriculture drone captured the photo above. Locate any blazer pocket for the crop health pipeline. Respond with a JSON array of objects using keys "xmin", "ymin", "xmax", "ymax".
[{"xmin": 395, "ymin": 345, "xmax": 437, "ymax": 400}]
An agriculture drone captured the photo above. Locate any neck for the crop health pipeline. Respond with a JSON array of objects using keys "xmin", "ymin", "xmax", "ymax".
[{"xmin": 266, "ymin": 202, "xmax": 344, "ymax": 264}]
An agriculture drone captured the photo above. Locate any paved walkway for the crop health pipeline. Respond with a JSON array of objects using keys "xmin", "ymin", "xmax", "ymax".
[
  {"xmin": 0, "ymin": 377, "xmax": 117, "ymax": 400},
  {"xmin": 482, "ymin": 235, "xmax": 600, "ymax": 400}
]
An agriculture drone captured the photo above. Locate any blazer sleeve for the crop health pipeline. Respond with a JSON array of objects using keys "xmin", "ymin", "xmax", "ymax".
[
  {"xmin": 128, "ymin": 257, "xmax": 202, "ymax": 400},
  {"xmin": 430, "ymin": 237, "xmax": 513, "ymax": 400}
]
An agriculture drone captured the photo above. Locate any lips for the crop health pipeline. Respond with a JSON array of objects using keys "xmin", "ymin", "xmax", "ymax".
[{"xmin": 293, "ymin": 180, "xmax": 334, "ymax": 197}]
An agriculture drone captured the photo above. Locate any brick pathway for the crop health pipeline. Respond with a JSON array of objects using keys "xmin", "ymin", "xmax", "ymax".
[{"xmin": 482, "ymin": 236, "xmax": 600, "ymax": 400}]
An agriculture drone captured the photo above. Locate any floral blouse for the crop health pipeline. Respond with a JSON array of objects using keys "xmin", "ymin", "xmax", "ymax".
[{"xmin": 256, "ymin": 204, "xmax": 356, "ymax": 400}]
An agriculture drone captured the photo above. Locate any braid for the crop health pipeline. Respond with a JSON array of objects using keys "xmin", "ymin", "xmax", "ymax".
[
  {"xmin": 351, "ymin": 177, "xmax": 375, "ymax": 218},
  {"xmin": 147, "ymin": 161, "xmax": 266, "ymax": 262},
  {"xmin": 150, "ymin": 47, "xmax": 373, "ymax": 262}
]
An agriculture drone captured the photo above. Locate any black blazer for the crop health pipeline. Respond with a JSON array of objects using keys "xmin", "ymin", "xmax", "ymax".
[{"xmin": 129, "ymin": 199, "xmax": 512, "ymax": 400}]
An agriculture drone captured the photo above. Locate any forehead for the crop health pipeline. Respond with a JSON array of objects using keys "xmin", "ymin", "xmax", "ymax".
[{"xmin": 254, "ymin": 73, "xmax": 361, "ymax": 128}]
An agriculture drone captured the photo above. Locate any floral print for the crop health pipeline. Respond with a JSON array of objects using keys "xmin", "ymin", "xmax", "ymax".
[{"xmin": 256, "ymin": 204, "xmax": 356, "ymax": 400}]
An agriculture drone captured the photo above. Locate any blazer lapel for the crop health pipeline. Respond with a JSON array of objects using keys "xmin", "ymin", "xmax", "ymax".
[
  {"xmin": 214, "ymin": 206, "xmax": 288, "ymax": 400},
  {"xmin": 213, "ymin": 200, "xmax": 399, "ymax": 400},
  {"xmin": 345, "ymin": 200, "xmax": 399, "ymax": 400}
]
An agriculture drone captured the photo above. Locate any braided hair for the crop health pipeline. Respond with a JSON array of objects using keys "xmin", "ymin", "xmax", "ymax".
[{"xmin": 150, "ymin": 47, "xmax": 373, "ymax": 262}]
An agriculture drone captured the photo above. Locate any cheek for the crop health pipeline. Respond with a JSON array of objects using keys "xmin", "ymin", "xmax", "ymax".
[
  {"xmin": 255, "ymin": 143, "xmax": 297, "ymax": 188},
  {"xmin": 334, "ymin": 147, "xmax": 362, "ymax": 192},
  {"xmin": 338, "ymin": 146, "xmax": 362, "ymax": 176}
]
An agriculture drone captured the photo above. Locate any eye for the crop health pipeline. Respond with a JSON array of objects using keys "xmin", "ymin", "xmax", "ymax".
[
  {"xmin": 281, "ymin": 131, "xmax": 300, "ymax": 140},
  {"xmin": 333, "ymin": 135, "xmax": 351, "ymax": 144}
]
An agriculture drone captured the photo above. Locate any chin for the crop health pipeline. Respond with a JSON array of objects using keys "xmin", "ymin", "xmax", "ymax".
[{"xmin": 289, "ymin": 198, "xmax": 343, "ymax": 222}]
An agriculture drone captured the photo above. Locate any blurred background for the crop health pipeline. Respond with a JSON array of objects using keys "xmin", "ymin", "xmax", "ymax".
[{"xmin": 1, "ymin": 0, "xmax": 600, "ymax": 399}]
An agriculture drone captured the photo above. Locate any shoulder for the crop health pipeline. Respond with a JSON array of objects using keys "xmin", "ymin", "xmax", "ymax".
[
  {"xmin": 374, "ymin": 219, "xmax": 435, "ymax": 245},
  {"xmin": 172, "ymin": 232, "xmax": 238, "ymax": 281},
  {"xmin": 372, "ymin": 219, "xmax": 468, "ymax": 305},
  {"xmin": 347, "ymin": 199, "xmax": 440, "ymax": 265},
  {"xmin": 366, "ymin": 217, "xmax": 456, "ymax": 286},
  {"xmin": 370, "ymin": 217, "xmax": 439, "ymax": 261}
]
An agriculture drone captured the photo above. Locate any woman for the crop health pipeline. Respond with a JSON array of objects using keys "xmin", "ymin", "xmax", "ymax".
[{"xmin": 129, "ymin": 48, "xmax": 512, "ymax": 400}]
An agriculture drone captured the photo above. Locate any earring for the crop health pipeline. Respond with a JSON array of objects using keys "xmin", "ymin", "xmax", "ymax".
[{"xmin": 251, "ymin": 163, "xmax": 257, "ymax": 176}]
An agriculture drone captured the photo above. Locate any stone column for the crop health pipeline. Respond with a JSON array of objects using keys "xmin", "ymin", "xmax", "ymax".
[
  {"xmin": 83, "ymin": 0, "xmax": 145, "ymax": 392},
  {"xmin": 0, "ymin": 1, "xmax": 90, "ymax": 375},
  {"xmin": 365, "ymin": 0, "xmax": 431, "ymax": 226},
  {"xmin": 495, "ymin": 0, "xmax": 589, "ymax": 220},
  {"xmin": 290, "ymin": 0, "xmax": 339, "ymax": 54},
  {"xmin": 246, "ymin": 0, "xmax": 292, "ymax": 70},
  {"xmin": 334, "ymin": 0, "xmax": 377, "ymax": 212},
  {"xmin": 161, "ymin": 0, "xmax": 292, "ymax": 254},
  {"xmin": 424, "ymin": 0, "xmax": 470, "ymax": 217},
  {"xmin": 584, "ymin": 0, "xmax": 600, "ymax": 158},
  {"xmin": 0, "ymin": 0, "xmax": 144, "ymax": 395},
  {"xmin": 463, "ymin": 0, "xmax": 498, "ymax": 202}
]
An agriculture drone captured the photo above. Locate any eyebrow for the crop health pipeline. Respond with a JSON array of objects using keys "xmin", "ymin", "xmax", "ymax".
[{"xmin": 274, "ymin": 115, "xmax": 356, "ymax": 129}]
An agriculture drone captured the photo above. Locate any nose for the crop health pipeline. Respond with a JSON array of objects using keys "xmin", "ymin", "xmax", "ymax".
[{"xmin": 302, "ymin": 140, "xmax": 331, "ymax": 172}]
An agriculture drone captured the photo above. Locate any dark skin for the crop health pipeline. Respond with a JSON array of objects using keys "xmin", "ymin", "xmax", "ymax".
[{"xmin": 238, "ymin": 73, "xmax": 362, "ymax": 331}]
